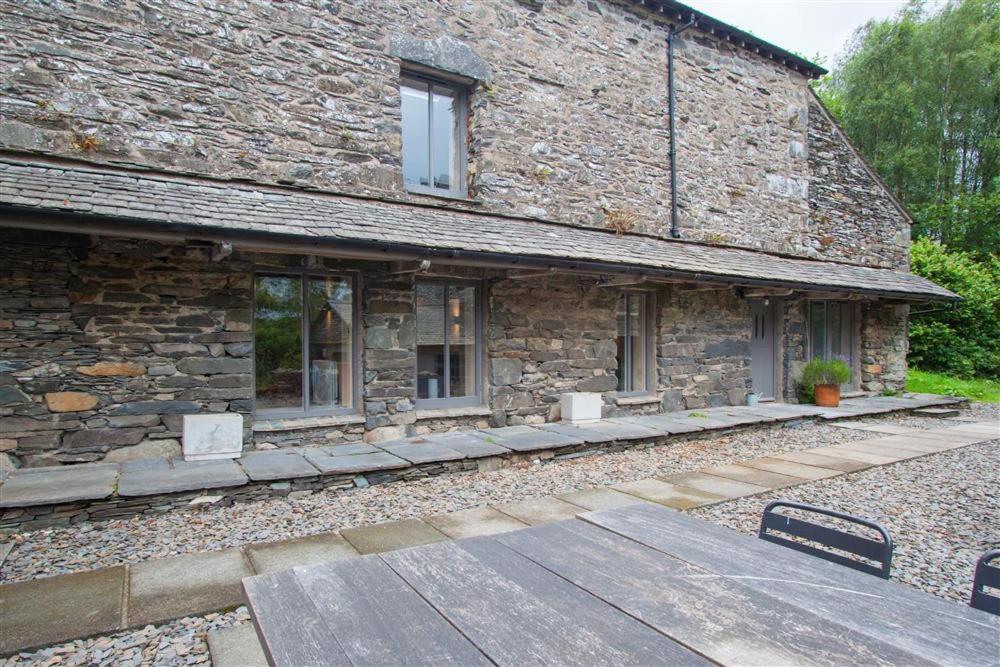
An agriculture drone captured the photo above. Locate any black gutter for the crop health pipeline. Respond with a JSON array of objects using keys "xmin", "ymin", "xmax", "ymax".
[
  {"xmin": 0, "ymin": 206, "xmax": 959, "ymax": 303},
  {"xmin": 667, "ymin": 13, "xmax": 697, "ymax": 239}
]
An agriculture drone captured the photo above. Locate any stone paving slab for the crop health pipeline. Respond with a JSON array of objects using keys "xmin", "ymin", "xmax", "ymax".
[
  {"xmin": 834, "ymin": 440, "xmax": 927, "ymax": 459},
  {"xmin": 340, "ymin": 518, "xmax": 448, "ymax": 555},
  {"xmin": 0, "ymin": 541, "xmax": 13, "ymax": 568},
  {"xmin": 208, "ymin": 624, "xmax": 268, "ymax": 667},
  {"xmin": 323, "ymin": 443, "xmax": 381, "ymax": 456},
  {"xmin": 742, "ymin": 404, "xmax": 829, "ymax": 420},
  {"xmin": 302, "ymin": 450, "xmax": 409, "ymax": 474},
  {"xmin": 701, "ymin": 463, "xmax": 806, "ymax": 489},
  {"xmin": 474, "ymin": 425, "xmax": 585, "ymax": 452},
  {"xmin": 611, "ymin": 415, "xmax": 705, "ymax": 435},
  {"xmin": 740, "ymin": 457, "xmax": 843, "ymax": 481},
  {"xmin": 117, "ymin": 459, "xmax": 248, "ymax": 497},
  {"xmin": 496, "ymin": 496, "xmax": 583, "ymax": 525},
  {"xmin": 420, "ymin": 431, "xmax": 510, "ymax": 458},
  {"xmin": 658, "ymin": 472, "xmax": 770, "ymax": 499},
  {"xmin": 0, "ymin": 463, "xmax": 119, "ymax": 508},
  {"xmin": 244, "ymin": 533, "xmax": 359, "ymax": 574},
  {"xmin": 829, "ymin": 421, "xmax": 920, "ymax": 435},
  {"xmin": 866, "ymin": 435, "xmax": 958, "ymax": 454},
  {"xmin": 378, "ymin": 439, "xmax": 466, "ymax": 464},
  {"xmin": 424, "ymin": 507, "xmax": 529, "ymax": 539},
  {"xmin": 239, "ymin": 451, "xmax": 320, "ymax": 481},
  {"xmin": 557, "ymin": 487, "xmax": 646, "ymax": 511},
  {"xmin": 539, "ymin": 420, "xmax": 661, "ymax": 444},
  {"xmin": 806, "ymin": 446, "xmax": 901, "ymax": 465},
  {"xmin": 773, "ymin": 450, "xmax": 873, "ymax": 473},
  {"xmin": 671, "ymin": 409, "xmax": 762, "ymax": 429},
  {"xmin": 613, "ymin": 478, "xmax": 726, "ymax": 510},
  {"xmin": 129, "ymin": 548, "xmax": 253, "ymax": 626},
  {"xmin": 0, "ymin": 565, "xmax": 125, "ymax": 654}
]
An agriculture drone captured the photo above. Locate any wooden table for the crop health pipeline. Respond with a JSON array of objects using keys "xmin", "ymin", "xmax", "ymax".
[{"xmin": 243, "ymin": 504, "xmax": 998, "ymax": 666}]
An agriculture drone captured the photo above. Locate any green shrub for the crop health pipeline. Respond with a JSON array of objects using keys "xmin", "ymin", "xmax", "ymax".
[
  {"xmin": 801, "ymin": 358, "xmax": 852, "ymax": 388},
  {"xmin": 910, "ymin": 238, "xmax": 999, "ymax": 379}
]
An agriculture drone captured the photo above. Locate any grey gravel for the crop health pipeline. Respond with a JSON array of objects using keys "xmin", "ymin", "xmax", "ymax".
[
  {"xmin": 691, "ymin": 438, "xmax": 999, "ymax": 603},
  {"xmin": 2, "ymin": 420, "xmax": 882, "ymax": 583}
]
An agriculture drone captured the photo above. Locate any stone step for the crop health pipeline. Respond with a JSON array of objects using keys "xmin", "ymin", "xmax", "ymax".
[
  {"xmin": 912, "ymin": 407, "xmax": 961, "ymax": 418},
  {"xmin": 207, "ymin": 623, "xmax": 268, "ymax": 667}
]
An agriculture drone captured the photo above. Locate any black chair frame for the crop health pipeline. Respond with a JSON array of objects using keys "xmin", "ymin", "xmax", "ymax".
[
  {"xmin": 758, "ymin": 500, "xmax": 894, "ymax": 579},
  {"xmin": 969, "ymin": 549, "xmax": 1000, "ymax": 615}
]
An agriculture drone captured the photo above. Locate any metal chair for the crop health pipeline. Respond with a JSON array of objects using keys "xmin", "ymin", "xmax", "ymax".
[
  {"xmin": 758, "ymin": 500, "xmax": 894, "ymax": 579},
  {"xmin": 970, "ymin": 549, "xmax": 1000, "ymax": 615}
]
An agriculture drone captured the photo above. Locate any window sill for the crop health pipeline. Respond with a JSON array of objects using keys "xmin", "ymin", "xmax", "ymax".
[
  {"xmin": 404, "ymin": 185, "xmax": 479, "ymax": 203},
  {"xmin": 614, "ymin": 394, "xmax": 661, "ymax": 407},
  {"xmin": 415, "ymin": 405, "xmax": 493, "ymax": 420},
  {"xmin": 253, "ymin": 414, "xmax": 365, "ymax": 433}
]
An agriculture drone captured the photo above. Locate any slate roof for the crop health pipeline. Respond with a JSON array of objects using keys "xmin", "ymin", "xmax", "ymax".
[{"xmin": 0, "ymin": 158, "xmax": 957, "ymax": 301}]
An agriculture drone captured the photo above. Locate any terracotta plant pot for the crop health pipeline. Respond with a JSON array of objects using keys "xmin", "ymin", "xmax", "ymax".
[{"xmin": 814, "ymin": 384, "xmax": 841, "ymax": 407}]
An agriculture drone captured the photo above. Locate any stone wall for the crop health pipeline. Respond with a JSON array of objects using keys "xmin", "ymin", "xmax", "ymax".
[
  {"xmin": 0, "ymin": 0, "xmax": 904, "ymax": 267},
  {"xmin": 860, "ymin": 303, "xmax": 909, "ymax": 393},
  {"xmin": 656, "ymin": 286, "xmax": 752, "ymax": 410},
  {"xmin": 806, "ymin": 94, "xmax": 910, "ymax": 269}
]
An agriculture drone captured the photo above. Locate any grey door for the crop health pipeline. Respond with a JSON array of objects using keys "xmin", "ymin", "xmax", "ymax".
[{"xmin": 750, "ymin": 301, "xmax": 777, "ymax": 401}]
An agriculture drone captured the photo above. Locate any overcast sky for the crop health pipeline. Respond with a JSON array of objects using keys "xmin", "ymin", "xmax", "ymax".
[{"xmin": 681, "ymin": 0, "xmax": 926, "ymax": 69}]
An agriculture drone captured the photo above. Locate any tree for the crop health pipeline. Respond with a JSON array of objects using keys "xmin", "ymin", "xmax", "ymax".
[{"xmin": 815, "ymin": 0, "xmax": 1000, "ymax": 258}]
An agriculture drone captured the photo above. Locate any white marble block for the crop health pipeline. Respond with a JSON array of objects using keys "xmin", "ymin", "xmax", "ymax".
[
  {"xmin": 560, "ymin": 392, "xmax": 603, "ymax": 424},
  {"xmin": 182, "ymin": 413, "xmax": 244, "ymax": 461}
]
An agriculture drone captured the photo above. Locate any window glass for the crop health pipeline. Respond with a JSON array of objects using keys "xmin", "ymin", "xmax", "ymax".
[
  {"xmin": 401, "ymin": 81, "xmax": 430, "ymax": 188},
  {"xmin": 254, "ymin": 275, "xmax": 303, "ymax": 411},
  {"xmin": 431, "ymin": 85, "xmax": 458, "ymax": 190},
  {"xmin": 809, "ymin": 301, "xmax": 856, "ymax": 390},
  {"xmin": 400, "ymin": 76, "xmax": 464, "ymax": 194},
  {"xmin": 448, "ymin": 285, "xmax": 477, "ymax": 398},
  {"xmin": 810, "ymin": 302, "xmax": 827, "ymax": 360},
  {"xmin": 308, "ymin": 276, "xmax": 353, "ymax": 409},
  {"xmin": 617, "ymin": 293, "xmax": 648, "ymax": 393},
  {"xmin": 416, "ymin": 283, "xmax": 446, "ymax": 400}
]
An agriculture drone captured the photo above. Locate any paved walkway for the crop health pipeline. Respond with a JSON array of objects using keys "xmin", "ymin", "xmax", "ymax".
[
  {"xmin": 0, "ymin": 394, "xmax": 966, "ymax": 524},
  {"xmin": 1, "ymin": 414, "xmax": 995, "ymax": 657}
]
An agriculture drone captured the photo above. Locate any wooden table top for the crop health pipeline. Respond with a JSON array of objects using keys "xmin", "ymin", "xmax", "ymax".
[{"xmin": 244, "ymin": 503, "xmax": 999, "ymax": 666}]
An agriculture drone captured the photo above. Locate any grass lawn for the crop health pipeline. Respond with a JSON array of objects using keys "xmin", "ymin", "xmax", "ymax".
[{"xmin": 906, "ymin": 369, "xmax": 1000, "ymax": 403}]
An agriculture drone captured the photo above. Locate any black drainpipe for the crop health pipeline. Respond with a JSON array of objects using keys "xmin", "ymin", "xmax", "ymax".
[{"xmin": 667, "ymin": 13, "xmax": 697, "ymax": 239}]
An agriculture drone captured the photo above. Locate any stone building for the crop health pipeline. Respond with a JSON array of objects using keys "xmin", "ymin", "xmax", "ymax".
[{"xmin": 0, "ymin": 0, "xmax": 955, "ymax": 468}]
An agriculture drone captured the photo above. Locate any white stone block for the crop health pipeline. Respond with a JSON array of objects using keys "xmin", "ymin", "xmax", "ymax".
[
  {"xmin": 560, "ymin": 392, "xmax": 603, "ymax": 424},
  {"xmin": 182, "ymin": 413, "xmax": 244, "ymax": 461}
]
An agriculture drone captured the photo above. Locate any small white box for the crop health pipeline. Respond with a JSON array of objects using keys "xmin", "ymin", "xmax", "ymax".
[
  {"xmin": 560, "ymin": 392, "xmax": 603, "ymax": 424},
  {"xmin": 182, "ymin": 413, "xmax": 244, "ymax": 461}
]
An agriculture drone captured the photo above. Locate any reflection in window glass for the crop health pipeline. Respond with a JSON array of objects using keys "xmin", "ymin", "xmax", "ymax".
[
  {"xmin": 809, "ymin": 301, "xmax": 856, "ymax": 390},
  {"xmin": 448, "ymin": 285, "xmax": 476, "ymax": 398},
  {"xmin": 400, "ymin": 76, "xmax": 463, "ymax": 194},
  {"xmin": 308, "ymin": 276, "xmax": 353, "ymax": 409},
  {"xmin": 254, "ymin": 275, "xmax": 303, "ymax": 411},
  {"xmin": 617, "ymin": 293, "xmax": 647, "ymax": 393},
  {"xmin": 810, "ymin": 302, "xmax": 827, "ymax": 360},
  {"xmin": 416, "ymin": 283, "xmax": 446, "ymax": 400},
  {"xmin": 401, "ymin": 82, "xmax": 429, "ymax": 188}
]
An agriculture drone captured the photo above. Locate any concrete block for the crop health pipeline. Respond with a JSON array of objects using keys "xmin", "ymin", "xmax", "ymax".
[
  {"xmin": 183, "ymin": 413, "xmax": 243, "ymax": 461},
  {"xmin": 208, "ymin": 624, "xmax": 268, "ymax": 667},
  {"xmin": 340, "ymin": 518, "xmax": 448, "ymax": 555},
  {"xmin": 560, "ymin": 392, "xmax": 602, "ymax": 424},
  {"xmin": 425, "ymin": 506, "xmax": 528, "ymax": 539},
  {"xmin": 245, "ymin": 533, "xmax": 359, "ymax": 574}
]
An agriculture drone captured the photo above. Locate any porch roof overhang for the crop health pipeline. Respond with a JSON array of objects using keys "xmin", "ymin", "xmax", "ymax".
[{"xmin": 0, "ymin": 157, "xmax": 957, "ymax": 302}]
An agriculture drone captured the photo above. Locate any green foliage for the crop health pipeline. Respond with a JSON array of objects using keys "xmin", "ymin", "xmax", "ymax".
[
  {"xmin": 816, "ymin": 0, "xmax": 1000, "ymax": 258},
  {"xmin": 909, "ymin": 238, "xmax": 1000, "ymax": 378},
  {"xmin": 801, "ymin": 357, "xmax": 853, "ymax": 387},
  {"xmin": 906, "ymin": 368, "xmax": 1000, "ymax": 401},
  {"xmin": 254, "ymin": 316, "xmax": 302, "ymax": 389}
]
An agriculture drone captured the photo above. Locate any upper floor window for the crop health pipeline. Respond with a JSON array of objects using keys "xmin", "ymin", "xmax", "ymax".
[{"xmin": 400, "ymin": 74, "xmax": 467, "ymax": 197}]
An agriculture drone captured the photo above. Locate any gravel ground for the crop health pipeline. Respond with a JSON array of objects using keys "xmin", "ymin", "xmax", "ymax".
[
  {"xmin": 3, "ymin": 608, "xmax": 249, "ymax": 667},
  {"xmin": 691, "ymin": 438, "xmax": 1000, "ymax": 603},
  {"xmin": 2, "ymin": 421, "xmax": 881, "ymax": 583},
  {"xmin": 4, "ymin": 404, "xmax": 996, "ymax": 666},
  {"xmin": 2, "ymin": 405, "xmax": 995, "ymax": 585}
]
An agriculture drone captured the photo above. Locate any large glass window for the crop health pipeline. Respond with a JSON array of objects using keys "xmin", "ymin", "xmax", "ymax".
[
  {"xmin": 617, "ymin": 292, "xmax": 651, "ymax": 394},
  {"xmin": 809, "ymin": 301, "xmax": 856, "ymax": 390},
  {"xmin": 254, "ymin": 274, "xmax": 355, "ymax": 415},
  {"xmin": 415, "ymin": 281, "xmax": 480, "ymax": 407},
  {"xmin": 401, "ymin": 75, "xmax": 466, "ymax": 196}
]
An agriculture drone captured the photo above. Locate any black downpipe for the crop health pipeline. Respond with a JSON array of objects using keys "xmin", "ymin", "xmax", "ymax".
[{"xmin": 668, "ymin": 14, "xmax": 697, "ymax": 239}]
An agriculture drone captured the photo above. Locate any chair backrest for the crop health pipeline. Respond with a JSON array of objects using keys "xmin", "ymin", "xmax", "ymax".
[
  {"xmin": 758, "ymin": 500, "xmax": 893, "ymax": 579},
  {"xmin": 970, "ymin": 549, "xmax": 1000, "ymax": 615}
]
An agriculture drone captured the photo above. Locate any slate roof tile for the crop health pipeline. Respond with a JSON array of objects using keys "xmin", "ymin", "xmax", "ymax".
[{"xmin": 0, "ymin": 159, "xmax": 956, "ymax": 300}]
